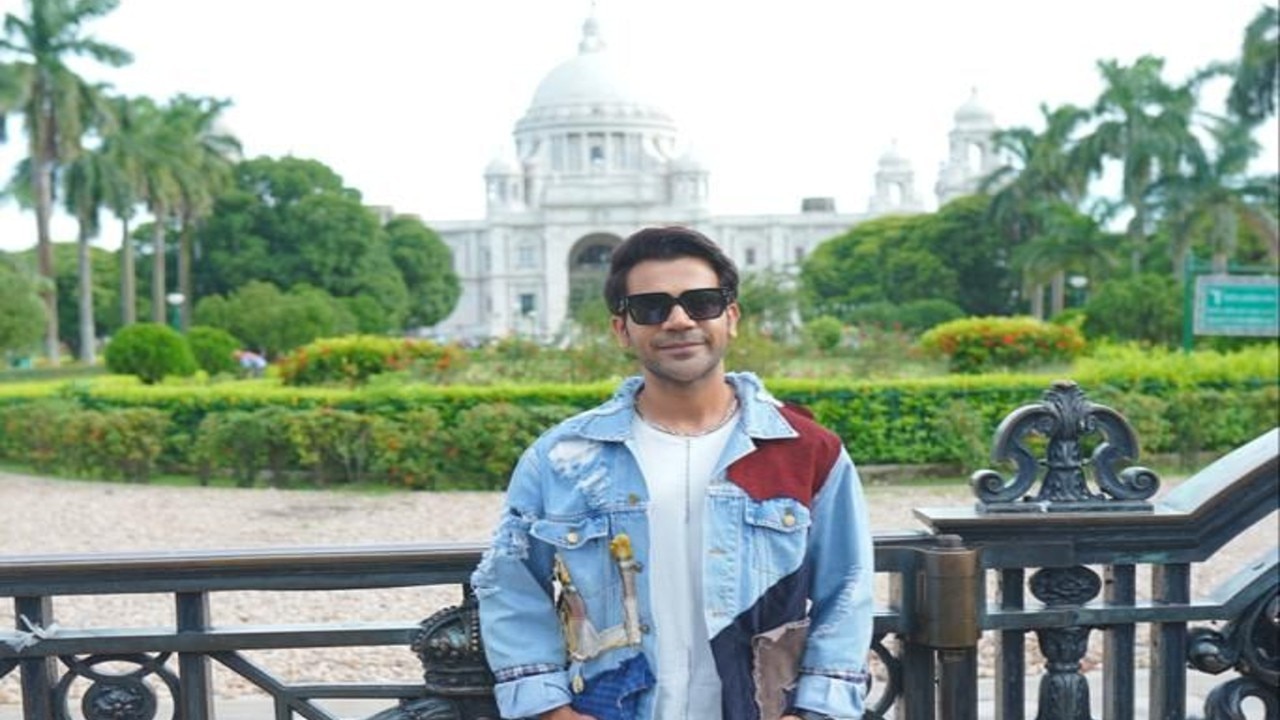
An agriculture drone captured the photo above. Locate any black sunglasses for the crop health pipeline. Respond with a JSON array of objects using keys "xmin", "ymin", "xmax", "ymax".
[{"xmin": 616, "ymin": 288, "xmax": 735, "ymax": 325}]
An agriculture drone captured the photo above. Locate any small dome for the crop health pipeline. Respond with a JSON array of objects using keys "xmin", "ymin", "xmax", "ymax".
[
  {"xmin": 955, "ymin": 88, "xmax": 995, "ymax": 126},
  {"xmin": 671, "ymin": 145, "xmax": 707, "ymax": 172},
  {"xmin": 878, "ymin": 140, "xmax": 910, "ymax": 169},
  {"xmin": 485, "ymin": 147, "xmax": 520, "ymax": 176}
]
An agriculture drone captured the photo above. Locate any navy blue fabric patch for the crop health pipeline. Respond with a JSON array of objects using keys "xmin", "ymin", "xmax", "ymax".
[
  {"xmin": 710, "ymin": 567, "xmax": 809, "ymax": 720},
  {"xmin": 571, "ymin": 653, "xmax": 655, "ymax": 720}
]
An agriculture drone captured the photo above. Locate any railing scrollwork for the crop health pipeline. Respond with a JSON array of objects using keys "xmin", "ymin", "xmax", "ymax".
[
  {"xmin": 1189, "ymin": 588, "xmax": 1280, "ymax": 720},
  {"xmin": 971, "ymin": 379, "xmax": 1159, "ymax": 512}
]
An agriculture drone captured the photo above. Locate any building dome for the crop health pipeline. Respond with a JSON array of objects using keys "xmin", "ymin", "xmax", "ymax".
[
  {"xmin": 878, "ymin": 140, "xmax": 911, "ymax": 169},
  {"xmin": 484, "ymin": 146, "xmax": 521, "ymax": 176},
  {"xmin": 517, "ymin": 13, "xmax": 674, "ymax": 132},
  {"xmin": 954, "ymin": 88, "xmax": 995, "ymax": 126}
]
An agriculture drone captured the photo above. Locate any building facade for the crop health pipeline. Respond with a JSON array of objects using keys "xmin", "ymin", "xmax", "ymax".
[{"xmin": 430, "ymin": 13, "xmax": 997, "ymax": 341}]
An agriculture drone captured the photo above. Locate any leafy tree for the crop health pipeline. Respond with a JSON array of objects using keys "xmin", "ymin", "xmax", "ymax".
[
  {"xmin": 385, "ymin": 216, "xmax": 461, "ymax": 328},
  {"xmin": 0, "ymin": 0, "xmax": 132, "ymax": 364},
  {"xmin": 194, "ymin": 156, "xmax": 411, "ymax": 326},
  {"xmin": 1082, "ymin": 273, "xmax": 1182, "ymax": 346},
  {"xmin": 737, "ymin": 269, "xmax": 799, "ymax": 340},
  {"xmin": 1228, "ymin": 4, "xmax": 1279, "ymax": 123},
  {"xmin": 800, "ymin": 199, "xmax": 1018, "ymax": 321},
  {"xmin": 14, "ymin": 243, "xmax": 121, "ymax": 357},
  {"xmin": 193, "ymin": 281, "xmax": 356, "ymax": 357},
  {"xmin": 0, "ymin": 255, "xmax": 44, "ymax": 354},
  {"xmin": 800, "ymin": 215, "xmax": 921, "ymax": 318}
]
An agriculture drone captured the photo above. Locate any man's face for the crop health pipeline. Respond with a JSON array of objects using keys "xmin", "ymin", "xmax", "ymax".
[{"xmin": 611, "ymin": 257, "xmax": 739, "ymax": 388}]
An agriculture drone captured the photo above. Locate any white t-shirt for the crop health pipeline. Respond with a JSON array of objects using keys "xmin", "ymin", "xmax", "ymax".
[{"xmin": 632, "ymin": 411, "xmax": 738, "ymax": 720}]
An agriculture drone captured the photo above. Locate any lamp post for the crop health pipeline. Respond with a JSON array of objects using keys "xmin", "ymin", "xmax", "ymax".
[
  {"xmin": 165, "ymin": 292, "xmax": 185, "ymax": 333},
  {"xmin": 1067, "ymin": 275, "xmax": 1088, "ymax": 308}
]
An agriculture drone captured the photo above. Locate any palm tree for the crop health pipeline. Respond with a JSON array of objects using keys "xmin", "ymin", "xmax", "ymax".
[
  {"xmin": 1073, "ymin": 56, "xmax": 1206, "ymax": 274},
  {"xmin": 131, "ymin": 99, "xmax": 183, "ymax": 325},
  {"xmin": 97, "ymin": 95, "xmax": 149, "ymax": 326},
  {"xmin": 0, "ymin": 0, "xmax": 131, "ymax": 364},
  {"xmin": 1228, "ymin": 4, "xmax": 1279, "ymax": 124},
  {"xmin": 1155, "ymin": 115, "xmax": 1279, "ymax": 276},
  {"xmin": 60, "ymin": 88, "xmax": 115, "ymax": 364},
  {"xmin": 983, "ymin": 104, "xmax": 1091, "ymax": 317},
  {"xmin": 166, "ymin": 95, "xmax": 240, "ymax": 329}
]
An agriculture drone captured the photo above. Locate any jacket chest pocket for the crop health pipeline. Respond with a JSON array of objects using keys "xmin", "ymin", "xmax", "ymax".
[
  {"xmin": 744, "ymin": 498, "xmax": 812, "ymax": 579},
  {"xmin": 530, "ymin": 515, "xmax": 612, "ymax": 600}
]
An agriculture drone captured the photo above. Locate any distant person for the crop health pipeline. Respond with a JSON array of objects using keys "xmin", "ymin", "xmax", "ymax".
[
  {"xmin": 234, "ymin": 349, "xmax": 267, "ymax": 378},
  {"xmin": 471, "ymin": 226, "xmax": 874, "ymax": 720}
]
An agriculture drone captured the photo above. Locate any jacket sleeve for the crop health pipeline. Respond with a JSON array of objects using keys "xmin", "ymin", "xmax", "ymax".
[
  {"xmin": 470, "ymin": 445, "xmax": 573, "ymax": 719},
  {"xmin": 794, "ymin": 447, "xmax": 875, "ymax": 719}
]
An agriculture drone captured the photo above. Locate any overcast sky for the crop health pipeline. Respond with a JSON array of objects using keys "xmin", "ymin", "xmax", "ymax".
[{"xmin": 1, "ymin": 0, "xmax": 1276, "ymax": 252}]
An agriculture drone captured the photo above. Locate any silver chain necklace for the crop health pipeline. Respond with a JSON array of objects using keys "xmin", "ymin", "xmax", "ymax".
[{"xmin": 635, "ymin": 393, "xmax": 739, "ymax": 437}]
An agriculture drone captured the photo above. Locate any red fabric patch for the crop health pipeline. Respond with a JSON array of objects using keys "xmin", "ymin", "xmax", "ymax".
[{"xmin": 726, "ymin": 403, "xmax": 843, "ymax": 506}]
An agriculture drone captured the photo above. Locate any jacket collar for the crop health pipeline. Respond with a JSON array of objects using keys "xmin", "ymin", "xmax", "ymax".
[{"xmin": 575, "ymin": 372, "xmax": 799, "ymax": 443}]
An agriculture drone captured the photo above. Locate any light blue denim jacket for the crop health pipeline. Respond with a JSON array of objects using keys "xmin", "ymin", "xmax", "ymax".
[{"xmin": 471, "ymin": 372, "xmax": 874, "ymax": 719}]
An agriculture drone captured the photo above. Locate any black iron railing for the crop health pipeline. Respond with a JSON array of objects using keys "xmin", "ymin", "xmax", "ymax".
[{"xmin": 1, "ymin": 383, "xmax": 1276, "ymax": 720}]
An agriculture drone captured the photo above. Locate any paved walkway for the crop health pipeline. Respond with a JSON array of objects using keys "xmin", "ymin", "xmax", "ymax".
[{"xmin": 0, "ymin": 669, "xmax": 1237, "ymax": 719}]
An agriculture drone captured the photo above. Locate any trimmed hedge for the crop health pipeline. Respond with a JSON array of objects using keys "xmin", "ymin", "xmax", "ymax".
[
  {"xmin": 0, "ymin": 347, "xmax": 1274, "ymax": 485},
  {"xmin": 919, "ymin": 316, "xmax": 1085, "ymax": 373}
]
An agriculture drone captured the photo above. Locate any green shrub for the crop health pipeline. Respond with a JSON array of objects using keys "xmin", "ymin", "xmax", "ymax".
[
  {"xmin": 277, "ymin": 335, "xmax": 461, "ymax": 386},
  {"xmin": 803, "ymin": 316, "xmax": 844, "ymax": 353},
  {"xmin": 194, "ymin": 409, "xmax": 297, "ymax": 487},
  {"xmin": 186, "ymin": 326, "xmax": 242, "ymax": 376},
  {"xmin": 445, "ymin": 403, "xmax": 579, "ymax": 490},
  {"xmin": 1082, "ymin": 273, "xmax": 1181, "ymax": 346},
  {"xmin": 104, "ymin": 323, "xmax": 198, "ymax": 384},
  {"xmin": 898, "ymin": 299, "xmax": 965, "ymax": 333},
  {"xmin": 376, "ymin": 409, "xmax": 447, "ymax": 490},
  {"xmin": 918, "ymin": 316, "xmax": 1086, "ymax": 373},
  {"xmin": 285, "ymin": 408, "xmax": 385, "ymax": 484}
]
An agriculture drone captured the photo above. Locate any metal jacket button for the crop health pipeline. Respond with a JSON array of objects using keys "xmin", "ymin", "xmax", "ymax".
[
  {"xmin": 565, "ymin": 532, "xmax": 579, "ymax": 544},
  {"xmin": 782, "ymin": 513, "xmax": 796, "ymax": 527}
]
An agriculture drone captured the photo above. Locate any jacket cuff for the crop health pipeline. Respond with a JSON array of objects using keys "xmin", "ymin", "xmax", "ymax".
[
  {"xmin": 792, "ymin": 670, "xmax": 869, "ymax": 719},
  {"xmin": 494, "ymin": 669, "xmax": 573, "ymax": 719}
]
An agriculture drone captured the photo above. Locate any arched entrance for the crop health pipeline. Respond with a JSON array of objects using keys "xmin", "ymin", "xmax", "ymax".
[{"xmin": 568, "ymin": 232, "xmax": 623, "ymax": 331}]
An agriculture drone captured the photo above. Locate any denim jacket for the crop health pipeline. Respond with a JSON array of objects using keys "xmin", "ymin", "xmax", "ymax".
[{"xmin": 471, "ymin": 372, "xmax": 874, "ymax": 720}]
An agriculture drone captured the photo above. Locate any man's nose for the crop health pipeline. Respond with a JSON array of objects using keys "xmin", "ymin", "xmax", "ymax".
[{"xmin": 662, "ymin": 302, "xmax": 697, "ymax": 329}]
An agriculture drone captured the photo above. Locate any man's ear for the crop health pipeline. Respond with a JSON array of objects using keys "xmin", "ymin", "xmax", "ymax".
[
  {"xmin": 611, "ymin": 314, "xmax": 631, "ymax": 348},
  {"xmin": 726, "ymin": 302, "xmax": 740, "ymax": 338}
]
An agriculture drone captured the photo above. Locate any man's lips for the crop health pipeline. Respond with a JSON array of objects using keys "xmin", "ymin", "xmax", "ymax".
[{"xmin": 656, "ymin": 340, "xmax": 704, "ymax": 351}]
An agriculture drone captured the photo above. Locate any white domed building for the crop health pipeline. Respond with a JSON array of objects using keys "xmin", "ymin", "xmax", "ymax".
[{"xmin": 430, "ymin": 13, "xmax": 996, "ymax": 341}]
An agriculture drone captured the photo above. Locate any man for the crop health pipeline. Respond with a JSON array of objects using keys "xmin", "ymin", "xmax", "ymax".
[{"xmin": 471, "ymin": 226, "xmax": 874, "ymax": 720}]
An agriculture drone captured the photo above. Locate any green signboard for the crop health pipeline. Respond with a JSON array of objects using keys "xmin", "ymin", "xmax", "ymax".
[{"xmin": 1193, "ymin": 275, "xmax": 1280, "ymax": 336}]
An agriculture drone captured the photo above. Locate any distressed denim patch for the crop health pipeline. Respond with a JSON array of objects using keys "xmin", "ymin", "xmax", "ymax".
[{"xmin": 570, "ymin": 653, "xmax": 654, "ymax": 720}]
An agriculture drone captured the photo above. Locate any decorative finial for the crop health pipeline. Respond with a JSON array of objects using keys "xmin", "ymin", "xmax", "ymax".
[{"xmin": 579, "ymin": 2, "xmax": 605, "ymax": 54}]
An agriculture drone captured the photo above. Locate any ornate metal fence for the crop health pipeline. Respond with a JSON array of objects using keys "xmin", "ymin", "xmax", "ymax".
[{"xmin": 1, "ymin": 382, "xmax": 1276, "ymax": 720}]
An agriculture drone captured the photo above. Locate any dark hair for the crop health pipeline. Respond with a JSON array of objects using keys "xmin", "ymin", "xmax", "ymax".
[{"xmin": 604, "ymin": 226, "xmax": 739, "ymax": 314}]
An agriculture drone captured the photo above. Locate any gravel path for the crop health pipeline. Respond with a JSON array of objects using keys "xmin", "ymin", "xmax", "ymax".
[{"xmin": 1, "ymin": 470, "xmax": 1274, "ymax": 703}]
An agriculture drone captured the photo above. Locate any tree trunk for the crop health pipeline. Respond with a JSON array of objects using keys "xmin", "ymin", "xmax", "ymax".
[
  {"xmin": 34, "ymin": 158, "xmax": 60, "ymax": 366},
  {"xmin": 151, "ymin": 210, "xmax": 167, "ymax": 324},
  {"xmin": 1029, "ymin": 282, "xmax": 1045, "ymax": 320},
  {"xmin": 121, "ymin": 216, "xmax": 135, "ymax": 325},
  {"xmin": 77, "ymin": 220, "xmax": 96, "ymax": 365},
  {"xmin": 179, "ymin": 214, "xmax": 193, "ymax": 330},
  {"xmin": 1050, "ymin": 271, "xmax": 1066, "ymax": 317}
]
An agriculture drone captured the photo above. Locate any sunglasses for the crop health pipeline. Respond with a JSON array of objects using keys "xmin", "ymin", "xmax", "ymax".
[{"xmin": 616, "ymin": 288, "xmax": 735, "ymax": 325}]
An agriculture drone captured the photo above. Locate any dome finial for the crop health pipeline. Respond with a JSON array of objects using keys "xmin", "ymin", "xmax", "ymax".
[{"xmin": 579, "ymin": 2, "xmax": 605, "ymax": 54}]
